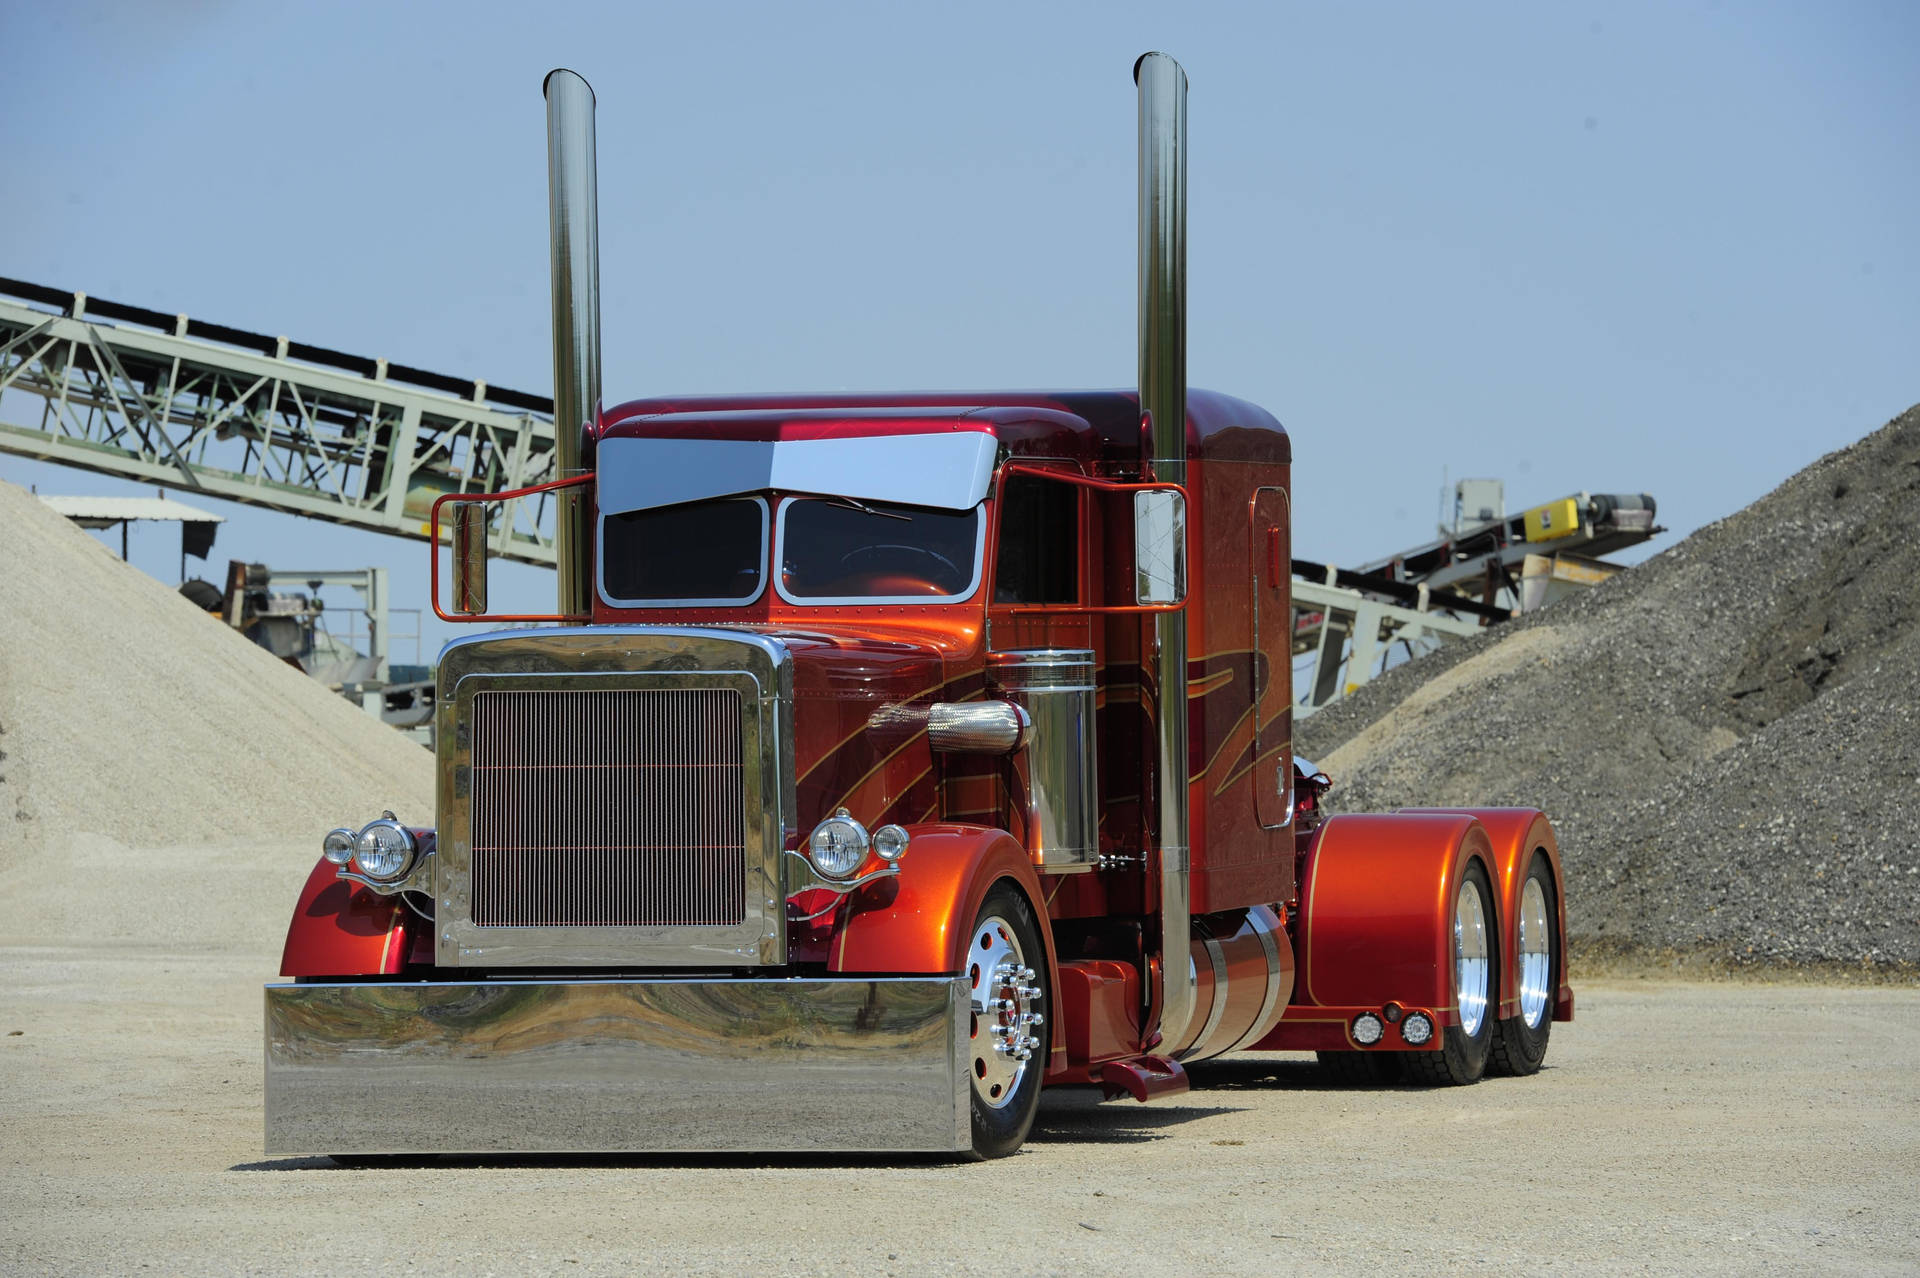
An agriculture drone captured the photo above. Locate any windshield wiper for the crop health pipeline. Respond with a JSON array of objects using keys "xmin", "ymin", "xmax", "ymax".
[{"xmin": 824, "ymin": 496, "xmax": 910, "ymax": 521}]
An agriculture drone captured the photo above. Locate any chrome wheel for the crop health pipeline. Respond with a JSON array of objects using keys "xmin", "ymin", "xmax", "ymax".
[
  {"xmin": 1454, "ymin": 875, "xmax": 1491, "ymax": 1038},
  {"xmin": 1517, "ymin": 875, "xmax": 1551, "ymax": 1029},
  {"xmin": 968, "ymin": 914, "xmax": 1043, "ymax": 1110}
]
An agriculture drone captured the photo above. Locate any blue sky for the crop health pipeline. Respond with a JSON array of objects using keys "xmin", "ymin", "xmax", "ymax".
[{"xmin": 3, "ymin": 1, "xmax": 1914, "ymax": 656}]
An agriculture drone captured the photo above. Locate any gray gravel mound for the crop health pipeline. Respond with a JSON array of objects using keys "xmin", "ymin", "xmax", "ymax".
[{"xmin": 1298, "ymin": 404, "xmax": 1920, "ymax": 969}]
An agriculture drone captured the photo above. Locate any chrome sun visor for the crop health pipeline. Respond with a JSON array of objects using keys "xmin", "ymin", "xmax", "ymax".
[{"xmin": 596, "ymin": 432, "xmax": 998, "ymax": 514}]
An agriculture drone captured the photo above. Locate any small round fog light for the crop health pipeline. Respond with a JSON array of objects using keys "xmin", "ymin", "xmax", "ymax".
[
  {"xmin": 354, "ymin": 819, "xmax": 416, "ymax": 881},
  {"xmin": 872, "ymin": 824, "xmax": 910, "ymax": 863},
  {"xmin": 1402, "ymin": 1012, "xmax": 1434, "ymax": 1046},
  {"xmin": 1352, "ymin": 1013, "xmax": 1385, "ymax": 1046},
  {"xmin": 322, "ymin": 828, "xmax": 356, "ymax": 866}
]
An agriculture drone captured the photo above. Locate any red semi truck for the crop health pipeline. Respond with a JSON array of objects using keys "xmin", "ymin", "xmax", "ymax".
[{"xmin": 266, "ymin": 54, "xmax": 1570, "ymax": 1160}]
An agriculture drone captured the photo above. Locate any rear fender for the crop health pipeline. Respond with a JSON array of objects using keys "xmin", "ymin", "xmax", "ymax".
[
  {"xmin": 1402, "ymin": 807, "xmax": 1573, "ymax": 1022},
  {"xmin": 828, "ymin": 824, "xmax": 1060, "ymax": 1067},
  {"xmin": 1290, "ymin": 811, "xmax": 1493, "ymax": 1022},
  {"xmin": 279, "ymin": 856, "xmax": 409, "ymax": 978}
]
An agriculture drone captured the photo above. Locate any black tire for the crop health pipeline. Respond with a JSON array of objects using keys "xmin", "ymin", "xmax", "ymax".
[
  {"xmin": 964, "ymin": 882, "xmax": 1049, "ymax": 1160},
  {"xmin": 328, "ymin": 1154, "xmax": 418, "ymax": 1168},
  {"xmin": 1316, "ymin": 1050, "xmax": 1402, "ymax": 1085},
  {"xmin": 1490, "ymin": 853, "xmax": 1558, "ymax": 1077},
  {"xmin": 1400, "ymin": 859, "xmax": 1497, "ymax": 1086}
]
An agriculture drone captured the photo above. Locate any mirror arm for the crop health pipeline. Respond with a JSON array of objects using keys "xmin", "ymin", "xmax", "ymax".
[
  {"xmin": 429, "ymin": 473, "xmax": 596, "ymax": 623},
  {"xmin": 996, "ymin": 460, "xmax": 1188, "ymax": 502},
  {"xmin": 987, "ymin": 460, "xmax": 1189, "ymax": 613}
]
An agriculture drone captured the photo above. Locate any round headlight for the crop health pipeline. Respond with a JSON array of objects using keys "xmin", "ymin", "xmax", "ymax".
[
  {"xmin": 807, "ymin": 809, "xmax": 869, "ymax": 880},
  {"xmin": 1402, "ymin": 1012, "xmax": 1434, "ymax": 1046},
  {"xmin": 872, "ymin": 824, "xmax": 910, "ymax": 864},
  {"xmin": 1352, "ymin": 1012, "xmax": 1385, "ymax": 1046},
  {"xmin": 354, "ymin": 819, "xmax": 416, "ymax": 882},
  {"xmin": 322, "ymin": 828, "xmax": 356, "ymax": 866}
]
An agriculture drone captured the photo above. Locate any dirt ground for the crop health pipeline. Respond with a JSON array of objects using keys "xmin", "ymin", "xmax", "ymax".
[{"xmin": 3, "ymin": 851, "xmax": 1916, "ymax": 1276}]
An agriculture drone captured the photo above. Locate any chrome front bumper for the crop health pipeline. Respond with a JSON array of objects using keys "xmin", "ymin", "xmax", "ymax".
[{"xmin": 265, "ymin": 976, "xmax": 970, "ymax": 1155}]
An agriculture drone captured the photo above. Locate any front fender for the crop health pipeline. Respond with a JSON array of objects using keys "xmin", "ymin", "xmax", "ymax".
[
  {"xmin": 828, "ymin": 824, "xmax": 1053, "ymax": 978},
  {"xmin": 1402, "ymin": 807, "xmax": 1573, "ymax": 1022},
  {"xmin": 279, "ymin": 856, "xmax": 408, "ymax": 978},
  {"xmin": 1291, "ymin": 811, "xmax": 1494, "ymax": 1020}
]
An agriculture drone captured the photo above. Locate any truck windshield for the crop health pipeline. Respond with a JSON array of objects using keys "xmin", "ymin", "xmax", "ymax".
[
  {"xmin": 600, "ymin": 497, "xmax": 768, "ymax": 605},
  {"xmin": 778, "ymin": 498, "xmax": 982, "ymax": 602}
]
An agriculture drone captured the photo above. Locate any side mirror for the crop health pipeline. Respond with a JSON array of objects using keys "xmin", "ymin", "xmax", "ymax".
[
  {"xmin": 451, "ymin": 502, "xmax": 490, "ymax": 615},
  {"xmin": 1133, "ymin": 489, "xmax": 1186, "ymax": 605}
]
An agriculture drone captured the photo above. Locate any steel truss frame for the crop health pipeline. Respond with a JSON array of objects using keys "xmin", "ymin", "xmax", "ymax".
[
  {"xmin": 0, "ymin": 289, "xmax": 560, "ymax": 566},
  {"xmin": 1291, "ymin": 571, "xmax": 1486, "ymax": 719}
]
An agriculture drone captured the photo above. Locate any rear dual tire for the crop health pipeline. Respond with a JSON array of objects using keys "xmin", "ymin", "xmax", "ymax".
[
  {"xmin": 1400, "ymin": 860, "xmax": 1497, "ymax": 1086},
  {"xmin": 1490, "ymin": 855, "xmax": 1557, "ymax": 1076}
]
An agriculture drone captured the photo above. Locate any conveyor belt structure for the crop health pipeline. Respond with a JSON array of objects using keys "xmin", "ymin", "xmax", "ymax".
[
  {"xmin": 0, "ymin": 278, "xmax": 562, "ymax": 566},
  {"xmin": 1290, "ymin": 487, "xmax": 1663, "ymax": 718}
]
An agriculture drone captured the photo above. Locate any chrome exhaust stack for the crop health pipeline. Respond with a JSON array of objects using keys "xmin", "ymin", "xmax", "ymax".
[
  {"xmin": 1136, "ymin": 51, "xmax": 1193, "ymax": 1049},
  {"xmin": 542, "ymin": 68, "xmax": 602, "ymax": 618}
]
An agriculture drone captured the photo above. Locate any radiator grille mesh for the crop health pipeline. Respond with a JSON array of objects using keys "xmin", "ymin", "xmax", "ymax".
[{"xmin": 469, "ymin": 687, "xmax": 747, "ymax": 927}]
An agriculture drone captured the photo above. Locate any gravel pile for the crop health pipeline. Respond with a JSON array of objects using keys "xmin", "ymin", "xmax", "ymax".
[
  {"xmin": 1298, "ymin": 405, "xmax": 1920, "ymax": 971},
  {"xmin": 0, "ymin": 479, "xmax": 435, "ymax": 931}
]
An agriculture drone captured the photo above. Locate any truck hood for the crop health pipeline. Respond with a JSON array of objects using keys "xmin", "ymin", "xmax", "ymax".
[{"xmin": 766, "ymin": 627, "xmax": 953, "ymax": 828}]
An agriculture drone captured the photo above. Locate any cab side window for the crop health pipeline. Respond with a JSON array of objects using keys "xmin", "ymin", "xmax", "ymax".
[{"xmin": 994, "ymin": 475, "xmax": 1079, "ymax": 604}]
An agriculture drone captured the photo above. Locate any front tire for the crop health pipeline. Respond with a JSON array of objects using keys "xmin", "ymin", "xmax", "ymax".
[
  {"xmin": 964, "ymin": 883, "xmax": 1049, "ymax": 1159},
  {"xmin": 1490, "ymin": 854, "xmax": 1558, "ymax": 1076},
  {"xmin": 1401, "ymin": 859, "xmax": 1497, "ymax": 1086}
]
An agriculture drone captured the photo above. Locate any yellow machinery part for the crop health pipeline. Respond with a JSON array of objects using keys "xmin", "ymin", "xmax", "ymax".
[{"xmin": 1522, "ymin": 497, "xmax": 1581, "ymax": 543}]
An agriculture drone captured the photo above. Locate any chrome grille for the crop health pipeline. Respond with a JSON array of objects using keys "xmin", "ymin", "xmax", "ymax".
[{"xmin": 469, "ymin": 687, "xmax": 747, "ymax": 927}]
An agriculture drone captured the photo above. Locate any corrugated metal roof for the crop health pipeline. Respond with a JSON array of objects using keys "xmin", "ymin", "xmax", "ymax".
[{"xmin": 39, "ymin": 495, "xmax": 225, "ymax": 527}]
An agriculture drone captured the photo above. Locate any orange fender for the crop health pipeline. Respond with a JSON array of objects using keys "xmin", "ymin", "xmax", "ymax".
[
  {"xmin": 1402, "ymin": 808, "xmax": 1574, "ymax": 1022},
  {"xmin": 1291, "ymin": 811, "xmax": 1493, "ymax": 1021},
  {"xmin": 828, "ymin": 824, "xmax": 1061, "ymax": 1071},
  {"xmin": 829, "ymin": 824, "xmax": 1053, "ymax": 976},
  {"xmin": 278, "ymin": 856, "xmax": 409, "ymax": 978},
  {"xmin": 825, "ymin": 821, "xmax": 1067, "ymax": 1066}
]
